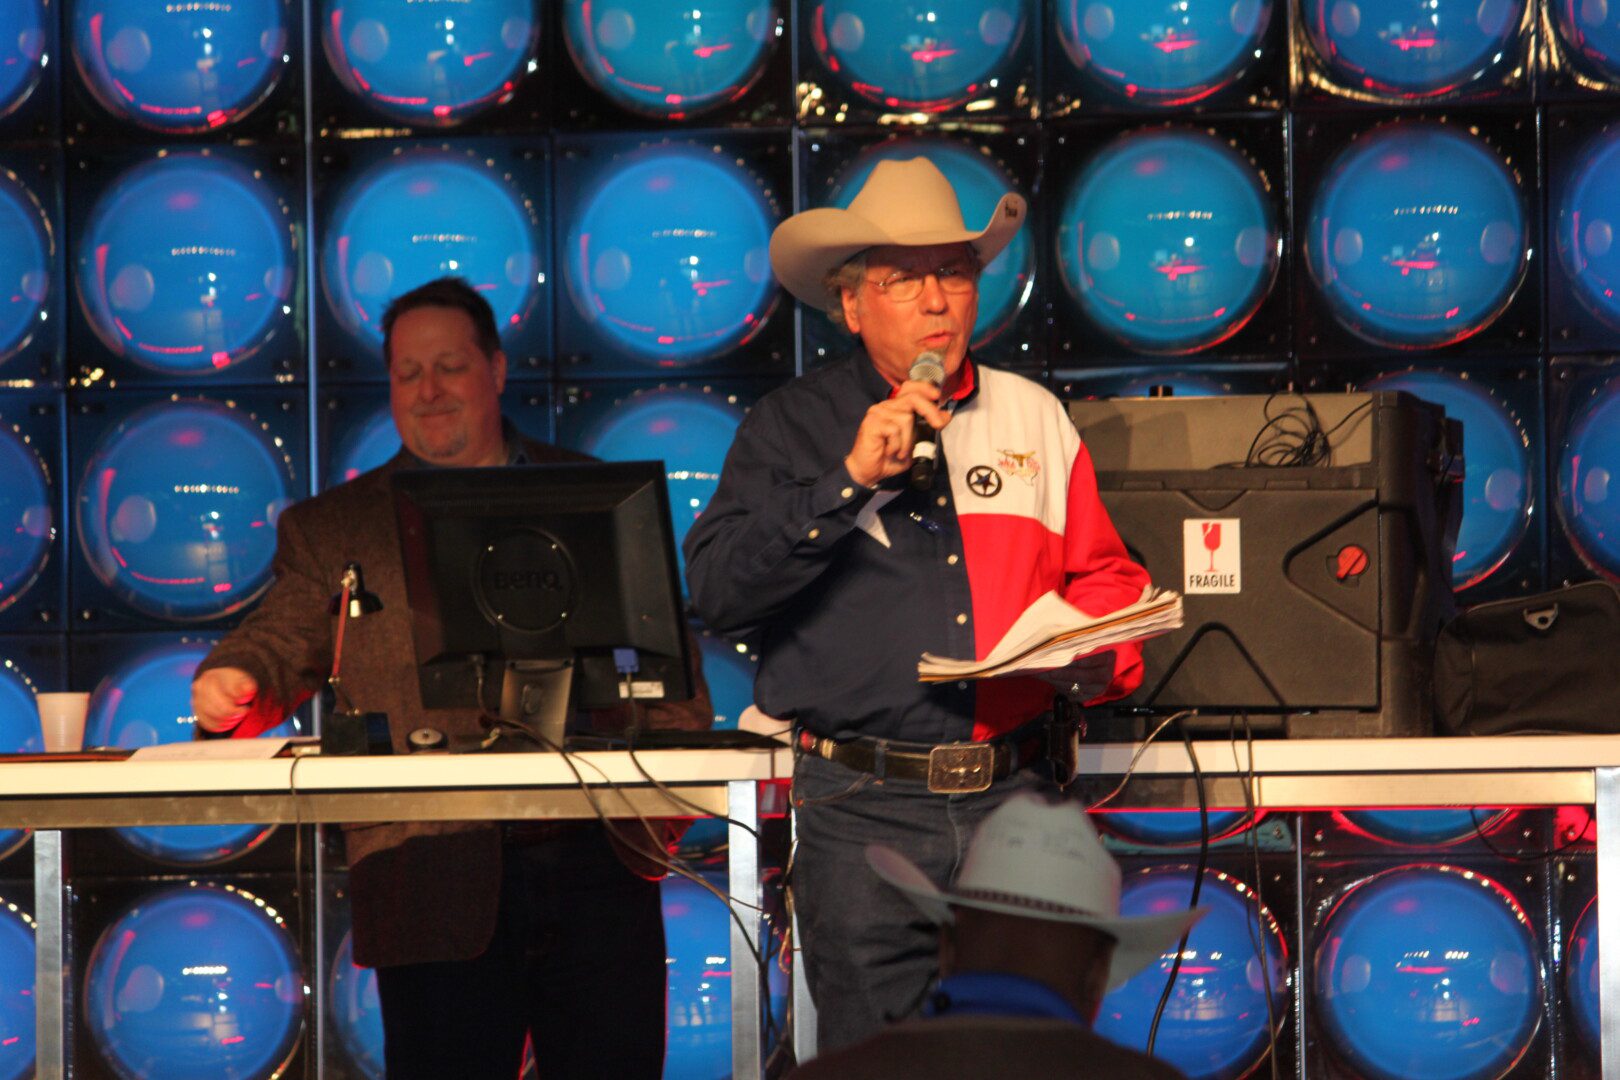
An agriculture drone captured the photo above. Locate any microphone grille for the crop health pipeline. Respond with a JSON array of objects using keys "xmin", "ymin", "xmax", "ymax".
[{"xmin": 909, "ymin": 352, "xmax": 946, "ymax": 387}]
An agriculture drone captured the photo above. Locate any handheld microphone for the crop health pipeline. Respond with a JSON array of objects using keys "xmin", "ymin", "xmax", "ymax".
[{"xmin": 907, "ymin": 351, "xmax": 946, "ymax": 491}]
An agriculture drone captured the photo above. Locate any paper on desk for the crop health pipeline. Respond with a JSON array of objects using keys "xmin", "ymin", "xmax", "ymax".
[
  {"xmin": 129, "ymin": 738, "xmax": 290, "ymax": 762},
  {"xmin": 917, "ymin": 585, "xmax": 1183, "ymax": 683}
]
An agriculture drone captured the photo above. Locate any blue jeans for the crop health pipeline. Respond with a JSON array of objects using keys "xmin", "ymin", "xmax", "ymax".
[{"xmin": 790, "ymin": 750, "xmax": 1057, "ymax": 1054}]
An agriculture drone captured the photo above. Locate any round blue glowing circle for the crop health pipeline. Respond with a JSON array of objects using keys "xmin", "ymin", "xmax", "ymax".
[
  {"xmin": 325, "ymin": 404, "xmax": 400, "ymax": 490},
  {"xmin": 1340, "ymin": 808, "xmax": 1510, "ymax": 845},
  {"xmin": 1095, "ymin": 868, "xmax": 1289, "ymax": 1080},
  {"xmin": 831, "ymin": 140, "xmax": 1032, "ymax": 346},
  {"xmin": 324, "ymin": 152, "xmax": 539, "ymax": 359},
  {"xmin": 84, "ymin": 640, "xmax": 293, "ymax": 864},
  {"xmin": 329, "ymin": 930, "xmax": 384, "ymax": 1080},
  {"xmin": 1093, "ymin": 810, "xmax": 1249, "ymax": 845},
  {"xmin": 1558, "ymin": 379, "xmax": 1620, "ymax": 579},
  {"xmin": 0, "ymin": 169, "xmax": 50, "ymax": 362},
  {"xmin": 1055, "ymin": 0, "xmax": 1273, "ymax": 106},
  {"xmin": 321, "ymin": 0, "xmax": 538, "ymax": 125},
  {"xmin": 0, "ymin": 899, "xmax": 34, "ymax": 1080},
  {"xmin": 1556, "ymin": 129, "xmax": 1620, "ymax": 333},
  {"xmin": 695, "ymin": 630, "xmax": 757, "ymax": 731},
  {"xmin": 75, "ymin": 154, "xmax": 295, "ymax": 375},
  {"xmin": 1569, "ymin": 897, "xmax": 1600, "ymax": 1054},
  {"xmin": 663, "ymin": 871, "xmax": 787, "ymax": 1079},
  {"xmin": 0, "ymin": 425, "xmax": 52, "ymax": 615},
  {"xmin": 564, "ymin": 0, "xmax": 776, "ymax": 118},
  {"xmin": 566, "ymin": 148, "xmax": 776, "ymax": 364},
  {"xmin": 0, "ymin": 2, "xmax": 48, "ymax": 118},
  {"xmin": 1366, "ymin": 369, "xmax": 1529, "ymax": 590},
  {"xmin": 1307, "ymin": 124, "xmax": 1526, "ymax": 349},
  {"xmin": 576, "ymin": 388, "xmax": 745, "ymax": 578},
  {"xmin": 72, "ymin": 0, "xmax": 288, "ymax": 133},
  {"xmin": 1056, "ymin": 130, "xmax": 1279, "ymax": 355},
  {"xmin": 1313, "ymin": 866, "xmax": 1540, "ymax": 1080},
  {"xmin": 1302, "ymin": 0, "xmax": 1525, "ymax": 97},
  {"xmin": 1552, "ymin": 0, "xmax": 1620, "ymax": 82},
  {"xmin": 810, "ymin": 0, "xmax": 1029, "ymax": 110},
  {"xmin": 84, "ymin": 884, "xmax": 302, "ymax": 1080},
  {"xmin": 0, "ymin": 661, "xmax": 40, "ymax": 862},
  {"xmin": 76, "ymin": 398, "xmax": 297, "ymax": 621}
]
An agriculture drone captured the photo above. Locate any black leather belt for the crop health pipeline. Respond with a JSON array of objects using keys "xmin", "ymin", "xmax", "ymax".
[{"xmin": 796, "ymin": 724, "xmax": 1049, "ymax": 794}]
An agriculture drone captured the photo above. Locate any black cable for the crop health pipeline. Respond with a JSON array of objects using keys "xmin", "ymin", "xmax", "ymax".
[
  {"xmin": 1235, "ymin": 712, "xmax": 1281, "ymax": 1080},
  {"xmin": 1467, "ymin": 804, "xmax": 1594, "ymax": 864},
  {"xmin": 1146, "ymin": 715, "xmax": 1210, "ymax": 1058}
]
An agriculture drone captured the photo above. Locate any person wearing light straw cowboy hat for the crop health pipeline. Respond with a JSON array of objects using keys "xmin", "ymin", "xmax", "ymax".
[
  {"xmin": 787, "ymin": 792, "xmax": 1201, "ymax": 1080},
  {"xmin": 685, "ymin": 159, "xmax": 1153, "ymax": 1052}
]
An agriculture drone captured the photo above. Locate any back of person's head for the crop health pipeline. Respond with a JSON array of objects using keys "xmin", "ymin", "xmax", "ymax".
[
  {"xmin": 381, "ymin": 276, "xmax": 502, "ymax": 366},
  {"xmin": 867, "ymin": 790, "xmax": 1207, "ymax": 1011}
]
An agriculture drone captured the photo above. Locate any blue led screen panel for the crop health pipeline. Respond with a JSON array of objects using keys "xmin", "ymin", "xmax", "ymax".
[
  {"xmin": 827, "ymin": 138, "xmax": 1033, "ymax": 348},
  {"xmin": 1556, "ymin": 372, "xmax": 1620, "ymax": 580},
  {"xmin": 329, "ymin": 930, "xmax": 384, "ymax": 1080},
  {"xmin": 324, "ymin": 401, "xmax": 400, "ymax": 490},
  {"xmin": 75, "ymin": 398, "xmax": 299, "ymax": 622},
  {"xmin": 1364, "ymin": 369, "xmax": 1531, "ymax": 591},
  {"xmin": 561, "ymin": 143, "xmax": 780, "ymax": 368},
  {"xmin": 1092, "ymin": 810, "xmax": 1250, "ymax": 846},
  {"xmin": 83, "ymin": 638, "xmax": 293, "ymax": 864},
  {"xmin": 1053, "ymin": 0, "xmax": 1274, "ymax": 108},
  {"xmin": 663, "ymin": 870, "xmax": 787, "ymax": 1080},
  {"xmin": 807, "ymin": 0, "xmax": 1030, "ymax": 112},
  {"xmin": 0, "ymin": 418, "xmax": 53, "ymax": 619},
  {"xmin": 1312, "ymin": 865, "xmax": 1541, "ymax": 1080},
  {"xmin": 70, "ymin": 0, "xmax": 290, "ymax": 133},
  {"xmin": 0, "ymin": 166, "xmax": 51, "ymax": 366},
  {"xmin": 321, "ymin": 147, "xmax": 543, "ymax": 369},
  {"xmin": 320, "ymin": 0, "xmax": 540, "ymax": 126},
  {"xmin": 1556, "ymin": 126, "xmax": 1620, "ymax": 336},
  {"xmin": 1095, "ymin": 867, "xmax": 1289, "ymax": 1080},
  {"xmin": 83, "ymin": 884, "xmax": 302, "ymax": 1080},
  {"xmin": 1337, "ymin": 808, "xmax": 1512, "ymax": 846},
  {"xmin": 1551, "ymin": 0, "xmax": 1620, "ymax": 86},
  {"xmin": 1305, "ymin": 123, "xmax": 1527, "ymax": 350},
  {"xmin": 564, "ymin": 0, "xmax": 777, "ymax": 120},
  {"xmin": 560, "ymin": 384, "xmax": 747, "ymax": 588},
  {"xmin": 1056, "ymin": 364, "xmax": 1286, "ymax": 400},
  {"xmin": 1301, "ymin": 0, "xmax": 1527, "ymax": 99},
  {"xmin": 0, "ymin": 898, "xmax": 33, "ymax": 1080},
  {"xmin": 74, "ymin": 153, "xmax": 298, "ymax": 379},
  {"xmin": 694, "ymin": 627, "xmax": 757, "ymax": 730},
  {"xmin": 1568, "ymin": 896, "xmax": 1599, "ymax": 1056},
  {"xmin": 0, "ymin": 659, "xmax": 42, "ymax": 862},
  {"xmin": 1054, "ymin": 128, "xmax": 1280, "ymax": 355},
  {"xmin": 0, "ymin": 3, "xmax": 48, "ymax": 120}
]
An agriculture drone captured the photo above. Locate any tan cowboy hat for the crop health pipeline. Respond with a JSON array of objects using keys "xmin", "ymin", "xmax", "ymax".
[
  {"xmin": 768, "ymin": 156, "xmax": 1027, "ymax": 308},
  {"xmin": 867, "ymin": 792, "xmax": 1207, "ymax": 992}
]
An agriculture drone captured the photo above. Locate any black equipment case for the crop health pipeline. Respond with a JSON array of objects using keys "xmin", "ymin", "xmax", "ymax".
[{"xmin": 1067, "ymin": 392, "xmax": 1463, "ymax": 739}]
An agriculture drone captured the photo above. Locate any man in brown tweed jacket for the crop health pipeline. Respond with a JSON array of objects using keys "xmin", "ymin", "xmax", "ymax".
[{"xmin": 191, "ymin": 276, "xmax": 712, "ymax": 1080}]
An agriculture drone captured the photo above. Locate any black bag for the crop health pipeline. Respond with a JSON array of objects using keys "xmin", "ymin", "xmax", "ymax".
[{"xmin": 1434, "ymin": 581, "xmax": 1620, "ymax": 735}]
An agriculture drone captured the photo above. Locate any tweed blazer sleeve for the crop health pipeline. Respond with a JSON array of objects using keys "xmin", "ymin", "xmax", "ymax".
[{"xmin": 195, "ymin": 495, "xmax": 337, "ymax": 737}]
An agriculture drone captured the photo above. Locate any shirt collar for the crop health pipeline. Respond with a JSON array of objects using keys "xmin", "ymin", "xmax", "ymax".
[
  {"xmin": 924, "ymin": 972, "xmax": 1088, "ymax": 1026},
  {"xmin": 853, "ymin": 347, "xmax": 980, "ymax": 407}
]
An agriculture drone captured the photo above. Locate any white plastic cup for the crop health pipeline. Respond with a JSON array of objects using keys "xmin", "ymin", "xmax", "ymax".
[{"xmin": 36, "ymin": 692, "xmax": 91, "ymax": 753}]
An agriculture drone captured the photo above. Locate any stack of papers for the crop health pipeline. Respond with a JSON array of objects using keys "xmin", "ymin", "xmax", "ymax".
[{"xmin": 918, "ymin": 586, "xmax": 1183, "ymax": 683}]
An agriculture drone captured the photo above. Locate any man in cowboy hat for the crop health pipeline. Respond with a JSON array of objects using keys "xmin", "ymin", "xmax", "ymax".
[
  {"xmin": 685, "ymin": 157, "xmax": 1152, "ymax": 1051},
  {"xmin": 786, "ymin": 792, "xmax": 1202, "ymax": 1079}
]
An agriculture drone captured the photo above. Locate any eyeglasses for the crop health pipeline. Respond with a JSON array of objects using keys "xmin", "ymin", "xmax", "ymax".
[{"xmin": 866, "ymin": 262, "xmax": 981, "ymax": 304}]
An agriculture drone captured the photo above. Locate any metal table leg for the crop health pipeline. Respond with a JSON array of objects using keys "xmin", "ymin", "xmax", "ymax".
[
  {"xmin": 728, "ymin": 780, "xmax": 762, "ymax": 1080},
  {"xmin": 1596, "ymin": 768, "xmax": 1620, "ymax": 1078},
  {"xmin": 33, "ymin": 830, "xmax": 66, "ymax": 1079},
  {"xmin": 791, "ymin": 808, "xmax": 817, "ymax": 1066}
]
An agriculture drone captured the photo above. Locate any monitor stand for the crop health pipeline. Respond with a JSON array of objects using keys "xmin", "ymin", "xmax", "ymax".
[{"xmin": 485, "ymin": 659, "xmax": 572, "ymax": 752}]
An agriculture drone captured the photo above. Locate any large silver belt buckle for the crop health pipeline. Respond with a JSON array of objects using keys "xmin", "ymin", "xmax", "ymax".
[{"xmin": 927, "ymin": 743, "xmax": 994, "ymax": 794}]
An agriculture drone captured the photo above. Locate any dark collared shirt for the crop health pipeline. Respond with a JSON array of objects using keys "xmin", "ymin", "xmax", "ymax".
[{"xmin": 683, "ymin": 350, "xmax": 1147, "ymax": 743}]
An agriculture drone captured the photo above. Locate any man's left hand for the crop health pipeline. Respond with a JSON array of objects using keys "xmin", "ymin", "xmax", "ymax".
[{"xmin": 1038, "ymin": 650, "xmax": 1117, "ymax": 702}]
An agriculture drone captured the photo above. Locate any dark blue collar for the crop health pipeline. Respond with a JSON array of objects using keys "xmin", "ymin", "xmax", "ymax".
[{"xmin": 924, "ymin": 972, "xmax": 1087, "ymax": 1025}]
